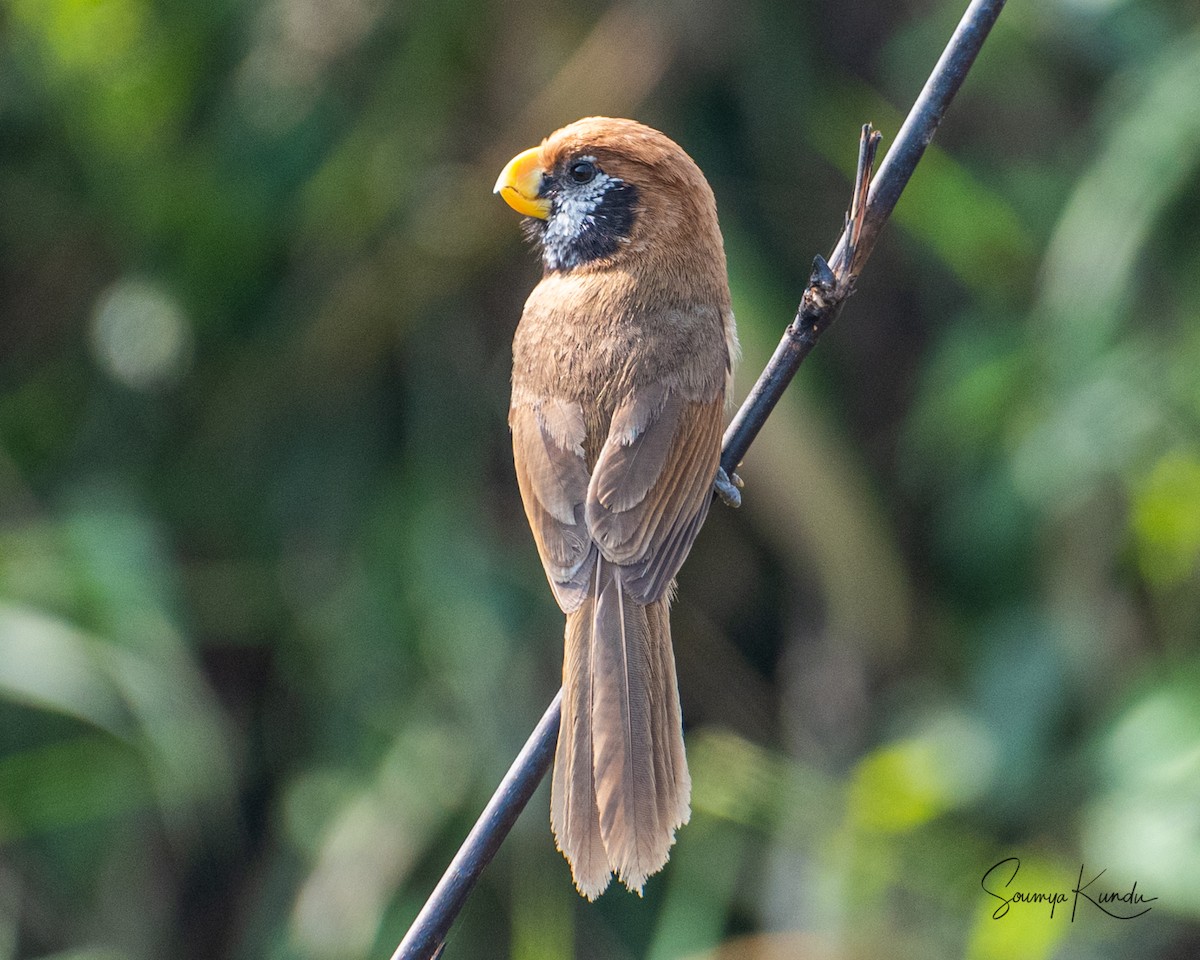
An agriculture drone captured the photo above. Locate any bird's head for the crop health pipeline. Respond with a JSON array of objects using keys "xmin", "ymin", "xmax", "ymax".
[{"xmin": 494, "ymin": 117, "xmax": 725, "ymax": 281}]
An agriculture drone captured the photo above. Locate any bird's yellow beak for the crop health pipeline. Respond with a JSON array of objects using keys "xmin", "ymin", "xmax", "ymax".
[{"xmin": 494, "ymin": 146, "xmax": 551, "ymax": 219}]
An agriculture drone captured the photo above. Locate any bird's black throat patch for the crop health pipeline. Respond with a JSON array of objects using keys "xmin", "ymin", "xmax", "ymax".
[{"xmin": 523, "ymin": 178, "xmax": 639, "ymax": 272}]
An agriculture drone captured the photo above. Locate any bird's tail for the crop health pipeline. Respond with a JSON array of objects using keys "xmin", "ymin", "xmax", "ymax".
[{"xmin": 550, "ymin": 557, "xmax": 691, "ymax": 899}]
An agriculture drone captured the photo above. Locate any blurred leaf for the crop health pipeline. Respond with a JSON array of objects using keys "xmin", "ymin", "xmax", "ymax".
[
  {"xmin": 690, "ymin": 730, "xmax": 837, "ymax": 833},
  {"xmin": 1131, "ymin": 450, "xmax": 1200, "ymax": 586},
  {"xmin": 0, "ymin": 604, "xmax": 132, "ymax": 735},
  {"xmin": 0, "ymin": 736, "xmax": 150, "ymax": 841},
  {"xmin": 1009, "ymin": 345, "xmax": 1166, "ymax": 511},
  {"xmin": 848, "ymin": 740, "xmax": 951, "ymax": 833},
  {"xmin": 1038, "ymin": 30, "xmax": 1200, "ymax": 366},
  {"xmin": 1084, "ymin": 665, "xmax": 1200, "ymax": 916},
  {"xmin": 902, "ymin": 322, "xmax": 1027, "ymax": 476},
  {"xmin": 288, "ymin": 723, "xmax": 473, "ymax": 960},
  {"xmin": 966, "ymin": 855, "xmax": 1071, "ymax": 960},
  {"xmin": 510, "ymin": 840, "xmax": 573, "ymax": 960},
  {"xmin": 0, "ymin": 601, "xmax": 235, "ymax": 837},
  {"xmin": 649, "ymin": 816, "xmax": 749, "ymax": 960}
]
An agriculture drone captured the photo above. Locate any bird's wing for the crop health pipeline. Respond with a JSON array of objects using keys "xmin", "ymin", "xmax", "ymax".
[
  {"xmin": 510, "ymin": 398, "xmax": 595, "ymax": 611},
  {"xmin": 586, "ymin": 382, "xmax": 722, "ymax": 604}
]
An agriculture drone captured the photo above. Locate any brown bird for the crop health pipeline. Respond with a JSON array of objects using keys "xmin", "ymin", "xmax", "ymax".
[{"xmin": 494, "ymin": 117, "xmax": 738, "ymax": 899}]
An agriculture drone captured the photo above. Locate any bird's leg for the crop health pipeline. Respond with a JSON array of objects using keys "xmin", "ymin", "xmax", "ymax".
[{"xmin": 713, "ymin": 465, "xmax": 743, "ymax": 508}]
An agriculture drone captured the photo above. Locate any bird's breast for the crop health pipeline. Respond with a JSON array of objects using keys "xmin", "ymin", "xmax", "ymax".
[{"xmin": 511, "ymin": 269, "xmax": 729, "ymax": 419}]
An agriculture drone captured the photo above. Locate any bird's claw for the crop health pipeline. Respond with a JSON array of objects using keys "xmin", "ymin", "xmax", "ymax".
[{"xmin": 714, "ymin": 466, "xmax": 743, "ymax": 508}]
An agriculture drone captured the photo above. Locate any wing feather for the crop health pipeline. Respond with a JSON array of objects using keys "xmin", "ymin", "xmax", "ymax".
[
  {"xmin": 591, "ymin": 384, "xmax": 678, "ymax": 512},
  {"xmin": 510, "ymin": 401, "xmax": 594, "ymax": 610},
  {"xmin": 586, "ymin": 392, "xmax": 723, "ymax": 604}
]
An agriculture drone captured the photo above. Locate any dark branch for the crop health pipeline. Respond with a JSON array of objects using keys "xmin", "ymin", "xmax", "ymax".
[
  {"xmin": 390, "ymin": 693, "xmax": 562, "ymax": 960},
  {"xmin": 722, "ymin": 0, "xmax": 1007, "ymax": 473},
  {"xmin": 391, "ymin": 1, "xmax": 1007, "ymax": 956},
  {"xmin": 719, "ymin": 125, "xmax": 879, "ymax": 476}
]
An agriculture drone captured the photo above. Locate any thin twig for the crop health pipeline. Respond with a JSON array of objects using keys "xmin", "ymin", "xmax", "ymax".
[
  {"xmin": 722, "ymin": 0, "xmax": 1006, "ymax": 473},
  {"xmin": 390, "ymin": 694, "xmax": 562, "ymax": 960},
  {"xmin": 391, "ymin": 0, "xmax": 1007, "ymax": 956},
  {"xmin": 719, "ymin": 124, "xmax": 879, "ymax": 478}
]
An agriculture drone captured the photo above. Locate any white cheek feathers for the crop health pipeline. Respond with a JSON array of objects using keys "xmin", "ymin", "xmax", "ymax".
[
  {"xmin": 513, "ymin": 150, "xmax": 640, "ymax": 273},
  {"xmin": 543, "ymin": 171, "xmax": 620, "ymax": 271}
]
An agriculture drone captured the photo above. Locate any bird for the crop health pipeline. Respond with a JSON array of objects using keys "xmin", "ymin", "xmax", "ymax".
[{"xmin": 494, "ymin": 117, "xmax": 738, "ymax": 899}]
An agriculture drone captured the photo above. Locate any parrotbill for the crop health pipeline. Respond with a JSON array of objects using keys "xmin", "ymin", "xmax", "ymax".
[{"xmin": 495, "ymin": 117, "xmax": 737, "ymax": 898}]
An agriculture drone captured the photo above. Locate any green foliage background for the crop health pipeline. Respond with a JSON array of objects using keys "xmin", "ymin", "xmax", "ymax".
[{"xmin": 1, "ymin": 0, "xmax": 1199, "ymax": 957}]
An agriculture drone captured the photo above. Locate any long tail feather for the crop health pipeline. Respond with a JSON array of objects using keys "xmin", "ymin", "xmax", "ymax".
[
  {"xmin": 591, "ymin": 561, "xmax": 661, "ymax": 891},
  {"xmin": 551, "ymin": 557, "xmax": 690, "ymax": 897},
  {"xmin": 647, "ymin": 597, "xmax": 691, "ymax": 829},
  {"xmin": 551, "ymin": 564, "xmax": 610, "ymax": 899}
]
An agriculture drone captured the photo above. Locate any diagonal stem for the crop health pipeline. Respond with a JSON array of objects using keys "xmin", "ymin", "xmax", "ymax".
[{"xmin": 390, "ymin": 693, "xmax": 562, "ymax": 960}]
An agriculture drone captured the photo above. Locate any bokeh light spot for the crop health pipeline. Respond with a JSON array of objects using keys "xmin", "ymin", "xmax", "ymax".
[{"xmin": 90, "ymin": 277, "xmax": 193, "ymax": 390}]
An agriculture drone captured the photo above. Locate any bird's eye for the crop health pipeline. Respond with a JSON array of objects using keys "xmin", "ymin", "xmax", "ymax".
[{"xmin": 568, "ymin": 160, "xmax": 596, "ymax": 183}]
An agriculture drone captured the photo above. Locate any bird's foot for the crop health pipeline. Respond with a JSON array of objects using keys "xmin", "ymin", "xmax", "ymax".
[{"xmin": 714, "ymin": 466, "xmax": 743, "ymax": 508}]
